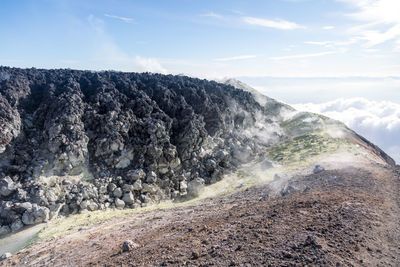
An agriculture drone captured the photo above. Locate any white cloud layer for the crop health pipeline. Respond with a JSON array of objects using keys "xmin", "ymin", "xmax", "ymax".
[
  {"xmin": 242, "ymin": 17, "xmax": 305, "ymax": 30},
  {"xmin": 293, "ymin": 97, "xmax": 400, "ymax": 163}
]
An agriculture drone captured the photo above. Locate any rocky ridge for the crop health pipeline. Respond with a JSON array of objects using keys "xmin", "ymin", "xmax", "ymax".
[
  {"xmin": 0, "ymin": 67, "xmax": 395, "ymax": 236},
  {"xmin": 0, "ymin": 67, "xmax": 290, "ymax": 234}
]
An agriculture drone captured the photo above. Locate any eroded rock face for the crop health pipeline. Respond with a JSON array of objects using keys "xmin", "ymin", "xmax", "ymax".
[{"xmin": 0, "ymin": 67, "xmax": 285, "ymax": 232}]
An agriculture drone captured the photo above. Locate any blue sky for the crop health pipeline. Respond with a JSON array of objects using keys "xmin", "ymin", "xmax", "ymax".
[
  {"xmin": 1, "ymin": 0, "xmax": 399, "ymax": 79},
  {"xmin": 1, "ymin": 0, "xmax": 400, "ymax": 161}
]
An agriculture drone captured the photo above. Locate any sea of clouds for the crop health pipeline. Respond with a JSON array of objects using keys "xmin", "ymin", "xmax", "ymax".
[{"xmin": 293, "ymin": 98, "xmax": 400, "ymax": 163}]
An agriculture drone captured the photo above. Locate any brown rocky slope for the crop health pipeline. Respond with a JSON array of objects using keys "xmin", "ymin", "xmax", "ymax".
[{"xmin": 2, "ymin": 157, "xmax": 399, "ymax": 266}]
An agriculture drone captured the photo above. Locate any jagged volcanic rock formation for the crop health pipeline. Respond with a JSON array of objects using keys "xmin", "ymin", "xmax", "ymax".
[
  {"xmin": 0, "ymin": 67, "xmax": 288, "ymax": 233},
  {"xmin": 0, "ymin": 67, "xmax": 395, "ymax": 235}
]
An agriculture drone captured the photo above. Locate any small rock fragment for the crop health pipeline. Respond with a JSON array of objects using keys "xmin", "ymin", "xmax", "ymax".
[
  {"xmin": 132, "ymin": 179, "xmax": 142, "ymax": 191},
  {"xmin": 0, "ymin": 177, "xmax": 17, "ymax": 197},
  {"xmin": 313, "ymin": 165, "xmax": 325, "ymax": 174},
  {"xmin": 122, "ymin": 240, "xmax": 139, "ymax": 252},
  {"xmin": 122, "ymin": 192, "xmax": 135, "ymax": 205},
  {"xmin": 0, "ymin": 252, "xmax": 12, "ymax": 261},
  {"xmin": 191, "ymin": 251, "xmax": 199, "ymax": 259},
  {"xmin": 280, "ymin": 184, "xmax": 295, "ymax": 196},
  {"xmin": 113, "ymin": 188, "xmax": 123, "ymax": 198},
  {"xmin": 115, "ymin": 198, "xmax": 125, "ymax": 209}
]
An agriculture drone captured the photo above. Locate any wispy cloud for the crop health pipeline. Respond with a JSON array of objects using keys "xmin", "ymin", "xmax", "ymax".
[
  {"xmin": 242, "ymin": 17, "xmax": 305, "ymax": 30},
  {"xmin": 304, "ymin": 41, "xmax": 332, "ymax": 46},
  {"xmin": 304, "ymin": 39, "xmax": 357, "ymax": 48},
  {"xmin": 338, "ymin": 0, "xmax": 400, "ymax": 48},
  {"xmin": 214, "ymin": 55, "xmax": 258, "ymax": 62},
  {"xmin": 200, "ymin": 12, "xmax": 223, "ymax": 19},
  {"xmin": 271, "ymin": 51, "xmax": 336, "ymax": 60},
  {"xmin": 358, "ymin": 24, "xmax": 400, "ymax": 47},
  {"xmin": 104, "ymin": 14, "xmax": 134, "ymax": 23}
]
